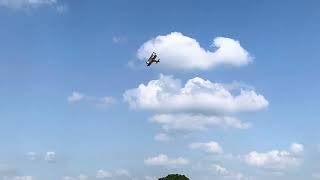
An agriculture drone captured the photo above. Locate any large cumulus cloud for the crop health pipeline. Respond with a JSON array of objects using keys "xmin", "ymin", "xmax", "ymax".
[
  {"xmin": 137, "ymin": 32, "xmax": 252, "ymax": 70},
  {"xmin": 124, "ymin": 74, "xmax": 268, "ymax": 115},
  {"xmin": 124, "ymin": 74, "xmax": 268, "ymax": 133}
]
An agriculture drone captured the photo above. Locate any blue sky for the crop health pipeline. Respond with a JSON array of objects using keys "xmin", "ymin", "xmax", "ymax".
[{"xmin": 0, "ymin": 0, "xmax": 319, "ymax": 180}]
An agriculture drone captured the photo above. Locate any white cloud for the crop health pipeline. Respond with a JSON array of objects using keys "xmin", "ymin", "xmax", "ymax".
[
  {"xmin": 45, "ymin": 151, "xmax": 56, "ymax": 163},
  {"xmin": 290, "ymin": 143, "xmax": 304, "ymax": 154},
  {"xmin": 245, "ymin": 150, "xmax": 299, "ymax": 169},
  {"xmin": 63, "ymin": 177, "xmax": 75, "ymax": 180},
  {"xmin": 63, "ymin": 169, "xmax": 129, "ymax": 180},
  {"xmin": 56, "ymin": 4, "xmax": 67, "ymax": 14},
  {"xmin": 78, "ymin": 174, "xmax": 88, "ymax": 180},
  {"xmin": 68, "ymin": 91, "xmax": 116, "ymax": 107},
  {"xmin": 68, "ymin": 92, "xmax": 84, "ymax": 104},
  {"xmin": 98, "ymin": 96, "xmax": 116, "ymax": 107},
  {"xmin": 151, "ymin": 114, "xmax": 251, "ymax": 132},
  {"xmin": 211, "ymin": 164, "xmax": 246, "ymax": 180},
  {"xmin": 190, "ymin": 141, "xmax": 223, "ymax": 154},
  {"xmin": 212, "ymin": 164, "xmax": 228, "ymax": 175},
  {"xmin": 12, "ymin": 176, "xmax": 33, "ymax": 180},
  {"xmin": 124, "ymin": 74, "xmax": 268, "ymax": 114},
  {"xmin": 62, "ymin": 176, "xmax": 87, "ymax": 180},
  {"xmin": 144, "ymin": 154, "xmax": 189, "ymax": 167},
  {"xmin": 124, "ymin": 74, "xmax": 265, "ymax": 138},
  {"xmin": 244, "ymin": 144, "xmax": 304, "ymax": 170},
  {"xmin": 26, "ymin": 152, "xmax": 37, "ymax": 161},
  {"xmin": 112, "ymin": 36, "xmax": 127, "ymax": 44},
  {"xmin": 137, "ymin": 32, "xmax": 252, "ymax": 70},
  {"xmin": 154, "ymin": 133, "xmax": 172, "ymax": 142},
  {"xmin": 96, "ymin": 170, "xmax": 112, "ymax": 179},
  {"xmin": 115, "ymin": 169, "xmax": 130, "ymax": 177},
  {"xmin": 0, "ymin": 0, "xmax": 57, "ymax": 9}
]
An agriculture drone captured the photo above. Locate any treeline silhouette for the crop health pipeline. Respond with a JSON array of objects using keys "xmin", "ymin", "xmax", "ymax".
[{"xmin": 159, "ymin": 174, "xmax": 189, "ymax": 180}]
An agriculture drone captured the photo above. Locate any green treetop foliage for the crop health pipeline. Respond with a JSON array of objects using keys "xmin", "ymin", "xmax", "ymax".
[{"xmin": 158, "ymin": 174, "xmax": 190, "ymax": 180}]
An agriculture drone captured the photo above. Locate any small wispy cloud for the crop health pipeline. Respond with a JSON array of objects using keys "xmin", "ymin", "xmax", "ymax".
[
  {"xmin": 154, "ymin": 133, "xmax": 172, "ymax": 142},
  {"xmin": 96, "ymin": 170, "xmax": 112, "ymax": 179},
  {"xmin": 211, "ymin": 164, "xmax": 246, "ymax": 180},
  {"xmin": 67, "ymin": 91, "xmax": 116, "ymax": 107},
  {"xmin": 95, "ymin": 168, "xmax": 131, "ymax": 179},
  {"xmin": 112, "ymin": 36, "xmax": 127, "ymax": 44},
  {"xmin": 0, "ymin": 0, "xmax": 67, "ymax": 14},
  {"xmin": 63, "ymin": 174, "xmax": 88, "ymax": 180},
  {"xmin": 115, "ymin": 169, "xmax": 130, "ymax": 177},
  {"xmin": 68, "ymin": 92, "xmax": 84, "ymax": 104},
  {"xmin": 45, "ymin": 151, "xmax": 56, "ymax": 163},
  {"xmin": 0, "ymin": 0, "xmax": 57, "ymax": 9},
  {"xmin": 56, "ymin": 4, "xmax": 67, "ymax": 14},
  {"xmin": 12, "ymin": 176, "xmax": 34, "ymax": 180},
  {"xmin": 190, "ymin": 141, "xmax": 224, "ymax": 154},
  {"xmin": 144, "ymin": 154, "xmax": 189, "ymax": 167},
  {"xmin": 26, "ymin": 152, "xmax": 37, "ymax": 161}
]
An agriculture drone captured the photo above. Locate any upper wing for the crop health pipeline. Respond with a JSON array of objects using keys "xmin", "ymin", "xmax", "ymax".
[
  {"xmin": 146, "ymin": 52, "xmax": 157, "ymax": 66},
  {"xmin": 146, "ymin": 54, "xmax": 154, "ymax": 63}
]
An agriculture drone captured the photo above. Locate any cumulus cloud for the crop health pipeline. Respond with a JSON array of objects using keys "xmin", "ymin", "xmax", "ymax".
[
  {"xmin": 245, "ymin": 143, "xmax": 304, "ymax": 170},
  {"xmin": 68, "ymin": 91, "xmax": 116, "ymax": 107},
  {"xmin": 45, "ymin": 151, "xmax": 56, "ymax": 163},
  {"xmin": 124, "ymin": 74, "xmax": 268, "ymax": 114},
  {"xmin": 144, "ymin": 154, "xmax": 189, "ymax": 167},
  {"xmin": 124, "ymin": 74, "xmax": 266, "ymax": 138},
  {"xmin": 137, "ymin": 32, "xmax": 252, "ymax": 70},
  {"xmin": 190, "ymin": 141, "xmax": 223, "ymax": 154},
  {"xmin": 245, "ymin": 150, "xmax": 300, "ymax": 169},
  {"xmin": 0, "ymin": 0, "xmax": 57, "ymax": 9},
  {"xmin": 151, "ymin": 114, "xmax": 251, "ymax": 132}
]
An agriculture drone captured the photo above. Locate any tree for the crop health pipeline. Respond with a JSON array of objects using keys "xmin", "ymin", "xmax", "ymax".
[{"xmin": 158, "ymin": 174, "xmax": 189, "ymax": 180}]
